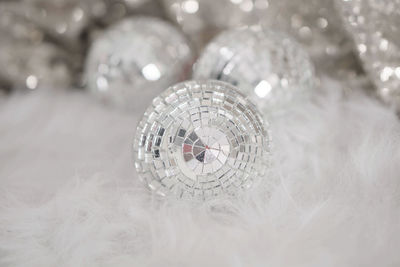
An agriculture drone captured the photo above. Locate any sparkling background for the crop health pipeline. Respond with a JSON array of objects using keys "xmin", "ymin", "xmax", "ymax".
[
  {"xmin": 161, "ymin": 0, "xmax": 269, "ymax": 50},
  {"xmin": 336, "ymin": 0, "xmax": 400, "ymax": 110}
]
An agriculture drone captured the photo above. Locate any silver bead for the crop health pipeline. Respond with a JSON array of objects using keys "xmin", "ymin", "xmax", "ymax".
[
  {"xmin": 335, "ymin": 0, "xmax": 400, "ymax": 111},
  {"xmin": 133, "ymin": 80, "xmax": 271, "ymax": 200},
  {"xmin": 85, "ymin": 17, "xmax": 194, "ymax": 111},
  {"xmin": 161, "ymin": 0, "xmax": 269, "ymax": 50},
  {"xmin": 193, "ymin": 26, "xmax": 315, "ymax": 115}
]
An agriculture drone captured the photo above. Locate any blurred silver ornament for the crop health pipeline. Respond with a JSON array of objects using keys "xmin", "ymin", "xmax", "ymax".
[
  {"xmin": 193, "ymin": 26, "xmax": 315, "ymax": 114},
  {"xmin": 161, "ymin": 0, "xmax": 269, "ymax": 50},
  {"xmin": 133, "ymin": 80, "xmax": 270, "ymax": 200},
  {"xmin": 336, "ymin": 0, "xmax": 400, "ymax": 110},
  {"xmin": 85, "ymin": 17, "xmax": 194, "ymax": 111},
  {"xmin": 0, "ymin": 6, "xmax": 72, "ymax": 91},
  {"xmin": 260, "ymin": 0, "xmax": 361, "ymax": 78}
]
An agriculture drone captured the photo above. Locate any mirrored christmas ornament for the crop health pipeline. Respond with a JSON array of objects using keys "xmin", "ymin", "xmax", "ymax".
[
  {"xmin": 193, "ymin": 26, "xmax": 315, "ymax": 114},
  {"xmin": 161, "ymin": 0, "xmax": 269, "ymax": 50},
  {"xmin": 85, "ymin": 17, "xmax": 194, "ymax": 111},
  {"xmin": 335, "ymin": 0, "xmax": 400, "ymax": 111},
  {"xmin": 260, "ymin": 0, "xmax": 360, "ymax": 78},
  {"xmin": 133, "ymin": 80, "xmax": 271, "ymax": 200}
]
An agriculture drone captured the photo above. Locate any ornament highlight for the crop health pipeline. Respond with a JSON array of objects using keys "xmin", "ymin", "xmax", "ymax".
[
  {"xmin": 193, "ymin": 26, "xmax": 315, "ymax": 114},
  {"xmin": 85, "ymin": 17, "xmax": 194, "ymax": 111},
  {"xmin": 133, "ymin": 80, "xmax": 271, "ymax": 200}
]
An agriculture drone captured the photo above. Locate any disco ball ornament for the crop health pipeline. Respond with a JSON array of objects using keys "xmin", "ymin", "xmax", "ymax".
[
  {"xmin": 85, "ymin": 17, "xmax": 194, "ymax": 111},
  {"xmin": 335, "ymin": 0, "xmax": 400, "ymax": 111},
  {"xmin": 193, "ymin": 26, "xmax": 315, "ymax": 114},
  {"xmin": 133, "ymin": 80, "xmax": 271, "ymax": 200},
  {"xmin": 161, "ymin": 0, "xmax": 269, "ymax": 50}
]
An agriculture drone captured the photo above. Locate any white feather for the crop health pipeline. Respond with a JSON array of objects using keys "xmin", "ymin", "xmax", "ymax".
[{"xmin": 0, "ymin": 78, "xmax": 399, "ymax": 267}]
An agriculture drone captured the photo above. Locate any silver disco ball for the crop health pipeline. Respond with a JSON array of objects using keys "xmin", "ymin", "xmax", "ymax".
[
  {"xmin": 133, "ymin": 80, "xmax": 271, "ymax": 200},
  {"xmin": 193, "ymin": 26, "xmax": 315, "ymax": 115},
  {"xmin": 85, "ymin": 17, "xmax": 194, "ymax": 111}
]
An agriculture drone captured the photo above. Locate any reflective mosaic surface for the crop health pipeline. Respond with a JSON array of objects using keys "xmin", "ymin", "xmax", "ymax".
[
  {"xmin": 133, "ymin": 80, "xmax": 270, "ymax": 200},
  {"xmin": 193, "ymin": 26, "xmax": 315, "ymax": 115},
  {"xmin": 85, "ymin": 17, "xmax": 194, "ymax": 111}
]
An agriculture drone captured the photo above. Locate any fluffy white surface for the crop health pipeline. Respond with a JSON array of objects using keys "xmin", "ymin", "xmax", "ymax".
[{"xmin": 1, "ymin": 79, "xmax": 400, "ymax": 267}]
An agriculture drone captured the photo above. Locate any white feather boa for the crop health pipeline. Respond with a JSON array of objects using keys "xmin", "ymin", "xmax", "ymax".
[{"xmin": 1, "ymin": 78, "xmax": 399, "ymax": 267}]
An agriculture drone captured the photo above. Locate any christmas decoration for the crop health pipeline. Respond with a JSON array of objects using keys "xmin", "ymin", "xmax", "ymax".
[
  {"xmin": 161, "ymin": 0, "xmax": 269, "ymax": 50},
  {"xmin": 0, "ymin": 6, "xmax": 72, "ymax": 91},
  {"xmin": 1, "ymin": 0, "xmax": 400, "ymax": 265},
  {"xmin": 133, "ymin": 80, "xmax": 271, "ymax": 199},
  {"xmin": 260, "ymin": 0, "xmax": 360, "ymax": 77},
  {"xmin": 85, "ymin": 17, "xmax": 194, "ymax": 110},
  {"xmin": 193, "ymin": 26, "xmax": 315, "ymax": 114},
  {"xmin": 335, "ymin": 0, "xmax": 400, "ymax": 110}
]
